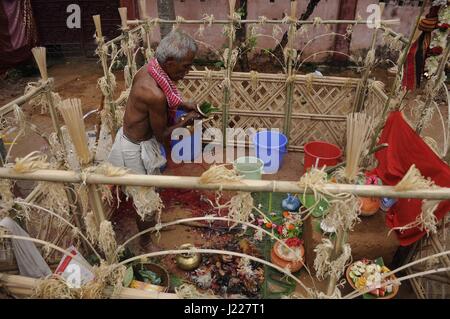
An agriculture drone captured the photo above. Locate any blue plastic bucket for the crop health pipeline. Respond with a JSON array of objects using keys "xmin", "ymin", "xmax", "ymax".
[
  {"xmin": 252, "ymin": 130, "xmax": 288, "ymax": 174},
  {"xmin": 171, "ymin": 110, "xmax": 202, "ymax": 162}
]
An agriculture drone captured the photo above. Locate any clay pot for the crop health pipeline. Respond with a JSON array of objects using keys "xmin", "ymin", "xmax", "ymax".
[
  {"xmin": 270, "ymin": 241, "xmax": 305, "ymax": 273},
  {"xmin": 359, "ymin": 196, "xmax": 380, "ymax": 216}
]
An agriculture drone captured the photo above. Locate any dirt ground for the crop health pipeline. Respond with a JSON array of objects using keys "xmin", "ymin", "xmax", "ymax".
[{"xmin": 1, "ymin": 56, "xmax": 444, "ymax": 299}]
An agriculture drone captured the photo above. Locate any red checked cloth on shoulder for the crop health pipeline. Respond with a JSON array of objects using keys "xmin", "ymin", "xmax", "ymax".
[
  {"xmin": 371, "ymin": 111, "xmax": 450, "ymax": 246},
  {"xmin": 148, "ymin": 58, "xmax": 183, "ymax": 125}
]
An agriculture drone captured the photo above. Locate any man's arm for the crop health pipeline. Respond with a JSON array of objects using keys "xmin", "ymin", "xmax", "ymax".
[{"xmin": 144, "ymin": 94, "xmax": 201, "ymax": 159}]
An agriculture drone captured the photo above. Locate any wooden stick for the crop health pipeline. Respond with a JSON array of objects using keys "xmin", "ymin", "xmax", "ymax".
[
  {"xmin": 354, "ymin": 3, "xmax": 385, "ymax": 112},
  {"xmin": 126, "ymin": 18, "xmax": 400, "ymax": 26},
  {"xmin": 367, "ymin": 0, "xmax": 427, "ymax": 151},
  {"xmin": 283, "ymin": 0, "xmax": 297, "ymax": 141},
  {"xmin": 0, "ymin": 83, "xmax": 47, "ymax": 117},
  {"xmin": 0, "ymin": 274, "xmax": 178, "ymax": 299},
  {"xmin": 93, "ymin": 15, "xmax": 102, "ymax": 38},
  {"xmin": 1, "ymin": 168, "xmax": 450, "ymax": 199},
  {"xmin": 416, "ymin": 42, "xmax": 450, "ymax": 133}
]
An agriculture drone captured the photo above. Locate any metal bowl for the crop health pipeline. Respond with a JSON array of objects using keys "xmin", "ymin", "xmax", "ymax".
[{"xmin": 175, "ymin": 244, "xmax": 202, "ymax": 271}]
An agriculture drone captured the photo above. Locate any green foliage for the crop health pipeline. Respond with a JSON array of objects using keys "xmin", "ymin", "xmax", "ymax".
[{"xmin": 199, "ymin": 101, "xmax": 219, "ymax": 115}]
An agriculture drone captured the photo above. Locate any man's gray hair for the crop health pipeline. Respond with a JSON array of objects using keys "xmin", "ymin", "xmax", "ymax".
[{"xmin": 155, "ymin": 30, "xmax": 198, "ymax": 64}]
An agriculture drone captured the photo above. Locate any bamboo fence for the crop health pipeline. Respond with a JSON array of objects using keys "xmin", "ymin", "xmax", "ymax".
[
  {"xmin": 1, "ymin": 1, "xmax": 449, "ymax": 299},
  {"xmin": 92, "ymin": 1, "xmax": 402, "ymax": 151}
]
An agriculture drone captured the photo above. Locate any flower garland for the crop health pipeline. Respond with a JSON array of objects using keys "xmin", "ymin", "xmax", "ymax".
[{"xmin": 425, "ymin": 3, "xmax": 450, "ymax": 76}]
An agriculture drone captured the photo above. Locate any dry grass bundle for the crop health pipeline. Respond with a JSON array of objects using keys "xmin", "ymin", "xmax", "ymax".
[
  {"xmin": 175, "ymin": 283, "xmax": 218, "ymax": 299},
  {"xmin": 227, "ymin": 192, "xmax": 254, "ymax": 229},
  {"xmin": 394, "ymin": 164, "xmax": 434, "ymax": 191},
  {"xmin": 125, "ymin": 186, "xmax": 164, "ymax": 223},
  {"xmin": 322, "ymin": 196, "xmax": 361, "ymax": 231},
  {"xmin": 0, "ymin": 179, "xmax": 14, "ymax": 212},
  {"xmin": 31, "ymin": 47, "xmax": 48, "ymax": 80},
  {"xmin": 199, "ymin": 164, "xmax": 242, "ymax": 184},
  {"xmin": 37, "ymin": 182, "xmax": 71, "ymax": 224},
  {"xmin": 97, "ymin": 72, "xmax": 116, "ymax": 97},
  {"xmin": 59, "ymin": 98, "xmax": 91, "ymax": 165},
  {"xmin": 342, "ymin": 113, "xmax": 373, "ymax": 183},
  {"xmin": 313, "ymin": 239, "xmax": 352, "ymax": 280},
  {"xmin": 118, "ymin": 7, "xmax": 128, "ymax": 30},
  {"xmin": 98, "ymin": 220, "xmax": 120, "ymax": 263},
  {"xmin": 84, "ymin": 211, "xmax": 99, "ymax": 244},
  {"xmin": 48, "ymin": 132, "xmax": 67, "ymax": 164},
  {"xmin": 33, "ymin": 275, "xmax": 76, "ymax": 299},
  {"xmin": 93, "ymin": 15, "xmax": 102, "ymax": 38},
  {"xmin": 12, "ymin": 151, "xmax": 50, "ymax": 173}
]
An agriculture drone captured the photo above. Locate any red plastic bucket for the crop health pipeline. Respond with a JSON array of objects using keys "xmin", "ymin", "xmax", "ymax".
[{"xmin": 304, "ymin": 141, "xmax": 342, "ymax": 171}]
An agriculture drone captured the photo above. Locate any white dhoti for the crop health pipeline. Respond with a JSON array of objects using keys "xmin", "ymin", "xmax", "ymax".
[{"xmin": 108, "ymin": 127, "xmax": 167, "ymax": 175}]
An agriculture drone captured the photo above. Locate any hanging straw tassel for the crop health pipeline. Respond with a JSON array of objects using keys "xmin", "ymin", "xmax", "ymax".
[
  {"xmin": 394, "ymin": 164, "xmax": 434, "ymax": 191},
  {"xmin": 118, "ymin": 7, "xmax": 128, "ymax": 30},
  {"xmin": 58, "ymin": 98, "xmax": 91, "ymax": 165},
  {"xmin": 31, "ymin": 47, "xmax": 48, "ymax": 81},
  {"xmin": 199, "ymin": 164, "xmax": 242, "ymax": 184},
  {"xmin": 138, "ymin": 0, "xmax": 147, "ymax": 19},
  {"xmin": 93, "ymin": 15, "xmax": 102, "ymax": 38}
]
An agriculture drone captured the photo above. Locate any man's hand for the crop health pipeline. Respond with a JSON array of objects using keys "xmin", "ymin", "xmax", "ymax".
[
  {"xmin": 181, "ymin": 101, "xmax": 199, "ymax": 113},
  {"xmin": 180, "ymin": 111, "xmax": 202, "ymax": 127}
]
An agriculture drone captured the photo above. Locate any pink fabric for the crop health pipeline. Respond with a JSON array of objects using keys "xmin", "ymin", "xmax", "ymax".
[
  {"xmin": 147, "ymin": 58, "xmax": 183, "ymax": 125},
  {"xmin": 0, "ymin": 0, "xmax": 37, "ymax": 70}
]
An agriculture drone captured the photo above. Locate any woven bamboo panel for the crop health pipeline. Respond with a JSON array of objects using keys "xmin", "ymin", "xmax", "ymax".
[
  {"xmin": 289, "ymin": 76, "xmax": 359, "ymax": 150},
  {"xmin": 365, "ymin": 81, "xmax": 388, "ymax": 129},
  {"xmin": 178, "ymin": 71, "xmax": 382, "ymax": 151}
]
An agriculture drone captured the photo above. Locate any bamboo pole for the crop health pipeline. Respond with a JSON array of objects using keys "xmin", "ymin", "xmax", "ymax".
[
  {"xmin": 416, "ymin": 42, "xmax": 450, "ymax": 133},
  {"xmin": 221, "ymin": 0, "xmax": 236, "ymax": 148},
  {"xmin": 283, "ymin": 0, "xmax": 297, "ymax": 140},
  {"xmin": 327, "ymin": 227, "xmax": 346, "ymax": 295},
  {"xmin": 126, "ymin": 18, "xmax": 400, "ymax": 26},
  {"xmin": 0, "ymin": 274, "xmax": 178, "ymax": 299},
  {"xmin": 1, "ymin": 168, "xmax": 450, "ymax": 199},
  {"xmin": 0, "ymin": 83, "xmax": 47, "ymax": 117},
  {"xmin": 367, "ymin": 0, "xmax": 427, "ymax": 152},
  {"xmin": 354, "ymin": 3, "xmax": 385, "ymax": 112},
  {"xmin": 93, "ymin": 15, "xmax": 118, "ymax": 141}
]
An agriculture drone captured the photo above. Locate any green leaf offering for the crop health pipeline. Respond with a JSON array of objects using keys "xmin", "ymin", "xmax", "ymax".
[{"xmin": 199, "ymin": 102, "xmax": 219, "ymax": 116}]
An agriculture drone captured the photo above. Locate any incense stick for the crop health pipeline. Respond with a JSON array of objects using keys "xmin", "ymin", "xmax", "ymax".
[
  {"xmin": 58, "ymin": 98, "xmax": 90, "ymax": 165},
  {"xmin": 343, "ymin": 113, "xmax": 372, "ymax": 182},
  {"xmin": 31, "ymin": 47, "xmax": 48, "ymax": 81}
]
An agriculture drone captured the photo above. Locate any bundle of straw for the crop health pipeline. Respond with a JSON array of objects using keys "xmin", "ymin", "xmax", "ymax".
[
  {"xmin": 93, "ymin": 15, "xmax": 102, "ymax": 38},
  {"xmin": 58, "ymin": 98, "xmax": 90, "ymax": 165},
  {"xmin": 343, "ymin": 113, "xmax": 373, "ymax": 182},
  {"xmin": 118, "ymin": 7, "xmax": 128, "ymax": 30},
  {"xmin": 31, "ymin": 47, "xmax": 48, "ymax": 81}
]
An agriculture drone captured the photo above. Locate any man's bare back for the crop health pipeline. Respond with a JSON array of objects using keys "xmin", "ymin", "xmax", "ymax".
[{"xmin": 123, "ymin": 65, "xmax": 166, "ymax": 143}]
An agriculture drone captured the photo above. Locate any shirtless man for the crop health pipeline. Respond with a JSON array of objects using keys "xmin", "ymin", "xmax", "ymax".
[{"xmin": 108, "ymin": 30, "xmax": 201, "ymax": 249}]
